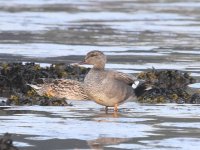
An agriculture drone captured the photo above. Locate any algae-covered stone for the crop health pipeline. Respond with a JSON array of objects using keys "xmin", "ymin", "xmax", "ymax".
[
  {"xmin": 0, "ymin": 133, "xmax": 19, "ymax": 150},
  {"xmin": 137, "ymin": 69, "xmax": 196, "ymax": 104},
  {"xmin": 190, "ymin": 93, "xmax": 200, "ymax": 104},
  {"xmin": 137, "ymin": 69, "xmax": 196, "ymax": 89}
]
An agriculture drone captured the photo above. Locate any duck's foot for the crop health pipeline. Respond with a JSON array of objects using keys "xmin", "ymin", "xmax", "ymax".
[{"xmin": 114, "ymin": 104, "xmax": 118, "ymax": 112}]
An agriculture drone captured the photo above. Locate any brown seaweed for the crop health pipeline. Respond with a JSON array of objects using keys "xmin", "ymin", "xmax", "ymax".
[
  {"xmin": 137, "ymin": 69, "xmax": 198, "ymax": 104},
  {"xmin": 0, "ymin": 133, "xmax": 19, "ymax": 150}
]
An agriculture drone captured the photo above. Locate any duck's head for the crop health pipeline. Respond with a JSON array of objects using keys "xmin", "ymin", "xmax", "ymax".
[{"xmin": 82, "ymin": 50, "xmax": 107, "ymax": 69}]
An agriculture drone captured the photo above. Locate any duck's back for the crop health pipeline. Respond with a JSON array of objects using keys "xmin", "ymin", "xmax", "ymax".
[
  {"xmin": 50, "ymin": 79, "xmax": 89, "ymax": 100},
  {"xmin": 30, "ymin": 79, "xmax": 89, "ymax": 100},
  {"xmin": 84, "ymin": 69, "xmax": 135, "ymax": 106}
]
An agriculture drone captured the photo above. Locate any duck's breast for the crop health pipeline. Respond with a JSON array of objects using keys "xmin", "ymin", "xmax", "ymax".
[{"xmin": 84, "ymin": 70, "xmax": 134, "ymax": 106}]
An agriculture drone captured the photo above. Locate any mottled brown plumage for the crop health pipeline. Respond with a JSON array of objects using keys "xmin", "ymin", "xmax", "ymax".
[
  {"xmin": 82, "ymin": 50, "xmax": 138, "ymax": 111},
  {"xmin": 28, "ymin": 79, "xmax": 89, "ymax": 100}
]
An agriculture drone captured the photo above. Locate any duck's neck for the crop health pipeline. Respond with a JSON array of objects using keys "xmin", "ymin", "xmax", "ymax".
[{"xmin": 93, "ymin": 62, "xmax": 105, "ymax": 70}]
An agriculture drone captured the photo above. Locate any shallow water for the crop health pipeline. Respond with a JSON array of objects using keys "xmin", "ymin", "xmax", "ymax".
[
  {"xmin": 1, "ymin": 101, "xmax": 200, "ymax": 150},
  {"xmin": 0, "ymin": 0, "xmax": 200, "ymax": 149}
]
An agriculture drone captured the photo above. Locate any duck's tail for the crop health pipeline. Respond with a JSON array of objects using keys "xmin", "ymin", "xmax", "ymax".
[
  {"xmin": 132, "ymin": 81, "xmax": 152, "ymax": 97},
  {"xmin": 27, "ymin": 84, "xmax": 42, "ymax": 90}
]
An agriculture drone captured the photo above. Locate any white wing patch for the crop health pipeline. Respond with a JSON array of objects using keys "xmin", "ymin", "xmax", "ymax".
[{"xmin": 132, "ymin": 81, "xmax": 140, "ymax": 89}]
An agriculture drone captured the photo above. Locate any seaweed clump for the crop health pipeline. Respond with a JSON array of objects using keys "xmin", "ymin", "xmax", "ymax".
[
  {"xmin": 137, "ymin": 69, "xmax": 197, "ymax": 104},
  {"xmin": 6, "ymin": 92, "xmax": 71, "ymax": 106},
  {"xmin": 0, "ymin": 62, "xmax": 89, "ymax": 106},
  {"xmin": 0, "ymin": 133, "xmax": 19, "ymax": 150},
  {"xmin": 190, "ymin": 93, "xmax": 200, "ymax": 104}
]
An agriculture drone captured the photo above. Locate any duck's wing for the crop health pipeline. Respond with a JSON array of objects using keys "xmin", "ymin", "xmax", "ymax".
[{"xmin": 108, "ymin": 70, "xmax": 137, "ymax": 85}]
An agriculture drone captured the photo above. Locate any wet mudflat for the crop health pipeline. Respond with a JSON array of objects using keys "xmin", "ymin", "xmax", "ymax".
[{"xmin": 0, "ymin": 0, "xmax": 200, "ymax": 149}]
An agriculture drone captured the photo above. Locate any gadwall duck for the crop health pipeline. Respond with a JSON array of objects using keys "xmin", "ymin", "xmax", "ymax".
[
  {"xmin": 81, "ymin": 50, "xmax": 139, "ymax": 111},
  {"xmin": 28, "ymin": 79, "xmax": 89, "ymax": 100}
]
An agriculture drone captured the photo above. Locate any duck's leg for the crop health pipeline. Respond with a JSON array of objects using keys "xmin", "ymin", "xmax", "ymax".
[
  {"xmin": 114, "ymin": 104, "xmax": 118, "ymax": 112},
  {"xmin": 105, "ymin": 106, "xmax": 108, "ymax": 113}
]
